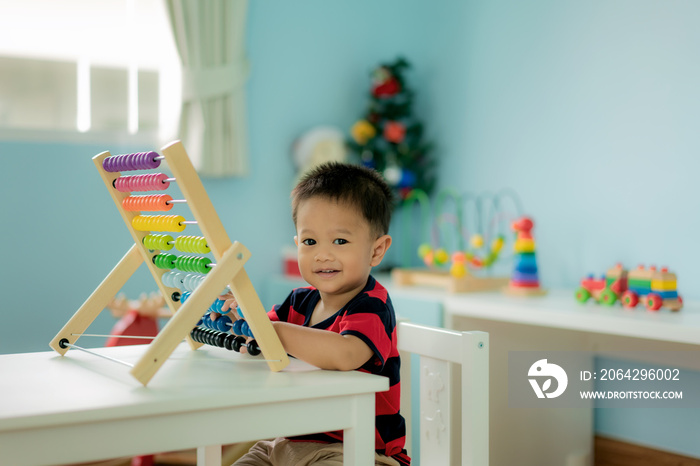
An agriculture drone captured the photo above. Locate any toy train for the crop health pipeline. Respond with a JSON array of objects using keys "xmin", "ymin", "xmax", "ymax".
[{"xmin": 575, "ymin": 263, "xmax": 682, "ymax": 312}]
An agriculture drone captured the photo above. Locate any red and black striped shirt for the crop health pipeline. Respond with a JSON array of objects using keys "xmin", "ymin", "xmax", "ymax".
[{"xmin": 268, "ymin": 275, "xmax": 410, "ymax": 465}]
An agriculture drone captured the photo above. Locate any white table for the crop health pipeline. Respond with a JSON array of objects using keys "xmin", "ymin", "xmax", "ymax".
[
  {"xmin": 442, "ymin": 289, "xmax": 700, "ymax": 466},
  {"xmin": 0, "ymin": 343, "xmax": 388, "ymax": 466}
]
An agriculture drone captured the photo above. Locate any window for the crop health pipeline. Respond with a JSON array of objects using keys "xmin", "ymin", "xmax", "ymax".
[{"xmin": 0, "ymin": 0, "xmax": 180, "ymax": 140}]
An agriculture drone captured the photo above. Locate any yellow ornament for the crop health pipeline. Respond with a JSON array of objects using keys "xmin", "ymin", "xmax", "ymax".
[
  {"xmin": 450, "ymin": 262, "xmax": 467, "ymax": 278},
  {"xmin": 470, "ymin": 234, "xmax": 484, "ymax": 249},
  {"xmin": 350, "ymin": 120, "xmax": 376, "ymax": 145}
]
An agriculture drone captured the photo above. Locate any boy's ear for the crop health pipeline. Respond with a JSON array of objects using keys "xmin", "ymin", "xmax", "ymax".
[
  {"xmin": 294, "ymin": 236, "xmax": 299, "ymax": 246},
  {"xmin": 370, "ymin": 235, "xmax": 392, "ymax": 267}
]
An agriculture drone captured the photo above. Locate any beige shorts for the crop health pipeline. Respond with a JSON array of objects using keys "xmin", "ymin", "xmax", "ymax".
[{"xmin": 233, "ymin": 437, "xmax": 401, "ymax": 466}]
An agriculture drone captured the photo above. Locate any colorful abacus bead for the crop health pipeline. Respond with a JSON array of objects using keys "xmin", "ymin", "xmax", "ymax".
[
  {"xmin": 161, "ymin": 271, "xmax": 207, "ymax": 292},
  {"xmin": 247, "ymin": 340, "xmax": 261, "ymax": 356},
  {"xmin": 210, "ymin": 299, "xmax": 230, "ymax": 315},
  {"xmin": 174, "ymin": 255, "xmax": 212, "ymax": 274},
  {"xmin": 181, "ymin": 273, "xmax": 206, "ymax": 291},
  {"xmin": 114, "ymin": 173, "xmax": 170, "ymax": 192},
  {"xmin": 231, "ymin": 319, "xmax": 254, "ymax": 338},
  {"xmin": 123, "ymin": 195, "xmax": 173, "ymax": 212},
  {"xmin": 103, "ymin": 151, "xmax": 161, "ymax": 172},
  {"xmin": 180, "ymin": 290, "xmax": 192, "ymax": 303},
  {"xmin": 132, "ymin": 215, "xmax": 186, "ymax": 232},
  {"xmin": 199, "ymin": 312, "xmax": 231, "ymax": 333},
  {"xmin": 189, "ymin": 327, "xmax": 258, "ymax": 354},
  {"xmin": 213, "ymin": 315, "xmax": 232, "ymax": 332},
  {"xmin": 241, "ymin": 321, "xmax": 254, "ymax": 338},
  {"xmin": 174, "ymin": 236, "xmax": 210, "ymax": 254},
  {"xmin": 143, "ymin": 234, "xmax": 174, "ymax": 251},
  {"xmin": 198, "ymin": 312, "xmax": 212, "ymax": 327},
  {"xmin": 153, "ymin": 253, "xmax": 177, "ymax": 269},
  {"xmin": 161, "ymin": 271, "xmax": 185, "ymax": 289},
  {"xmin": 231, "ymin": 319, "xmax": 244, "ymax": 336}
]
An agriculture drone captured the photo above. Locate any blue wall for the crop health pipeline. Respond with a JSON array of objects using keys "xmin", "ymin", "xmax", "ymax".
[
  {"xmin": 434, "ymin": 0, "xmax": 700, "ymax": 290},
  {"xmin": 1, "ymin": 0, "xmax": 699, "ymax": 458}
]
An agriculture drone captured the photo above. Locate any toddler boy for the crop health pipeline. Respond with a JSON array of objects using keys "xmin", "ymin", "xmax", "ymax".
[{"xmin": 229, "ymin": 162, "xmax": 409, "ymax": 466}]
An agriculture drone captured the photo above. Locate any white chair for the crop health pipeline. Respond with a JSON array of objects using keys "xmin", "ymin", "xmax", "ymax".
[{"xmin": 398, "ymin": 322, "xmax": 489, "ymax": 466}]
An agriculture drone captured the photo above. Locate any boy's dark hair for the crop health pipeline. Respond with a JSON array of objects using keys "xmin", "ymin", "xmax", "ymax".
[{"xmin": 292, "ymin": 162, "xmax": 394, "ymax": 238}]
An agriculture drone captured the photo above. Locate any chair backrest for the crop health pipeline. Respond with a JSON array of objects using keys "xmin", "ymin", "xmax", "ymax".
[{"xmin": 398, "ymin": 322, "xmax": 489, "ymax": 466}]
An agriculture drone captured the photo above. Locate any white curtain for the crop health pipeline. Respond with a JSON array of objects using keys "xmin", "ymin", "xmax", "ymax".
[{"xmin": 165, "ymin": 0, "xmax": 249, "ymax": 177}]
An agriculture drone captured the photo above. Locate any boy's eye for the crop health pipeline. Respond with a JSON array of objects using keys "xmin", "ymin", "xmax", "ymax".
[
  {"xmin": 302, "ymin": 238, "xmax": 316, "ymax": 246},
  {"xmin": 333, "ymin": 238, "xmax": 348, "ymax": 245}
]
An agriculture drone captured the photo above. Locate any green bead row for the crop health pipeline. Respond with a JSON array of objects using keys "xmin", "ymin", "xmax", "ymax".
[
  {"xmin": 152, "ymin": 254, "xmax": 212, "ymax": 274},
  {"xmin": 175, "ymin": 255, "xmax": 212, "ymax": 274},
  {"xmin": 153, "ymin": 253, "xmax": 177, "ymax": 269},
  {"xmin": 143, "ymin": 234, "xmax": 174, "ymax": 251},
  {"xmin": 174, "ymin": 235, "xmax": 210, "ymax": 254}
]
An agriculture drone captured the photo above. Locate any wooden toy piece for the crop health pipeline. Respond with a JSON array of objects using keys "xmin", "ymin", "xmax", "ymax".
[
  {"xmin": 624, "ymin": 265, "xmax": 682, "ymax": 312},
  {"xmin": 50, "ymin": 140, "xmax": 289, "ymax": 386},
  {"xmin": 575, "ymin": 263, "xmax": 682, "ymax": 312},
  {"xmin": 575, "ymin": 263, "xmax": 628, "ymax": 306},
  {"xmin": 503, "ymin": 216, "xmax": 547, "ymax": 297}
]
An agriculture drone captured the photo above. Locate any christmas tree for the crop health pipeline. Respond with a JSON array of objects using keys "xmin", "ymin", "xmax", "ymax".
[{"xmin": 347, "ymin": 57, "xmax": 436, "ymax": 200}]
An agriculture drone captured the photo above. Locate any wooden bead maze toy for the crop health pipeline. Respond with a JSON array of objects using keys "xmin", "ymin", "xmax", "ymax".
[
  {"xmin": 392, "ymin": 188, "xmax": 518, "ymax": 293},
  {"xmin": 50, "ymin": 141, "xmax": 289, "ymax": 386}
]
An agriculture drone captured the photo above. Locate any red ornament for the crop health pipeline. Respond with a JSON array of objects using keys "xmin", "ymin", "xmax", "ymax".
[
  {"xmin": 384, "ymin": 121, "xmax": 406, "ymax": 143},
  {"xmin": 372, "ymin": 67, "xmax": 401, "ymax": 97}
]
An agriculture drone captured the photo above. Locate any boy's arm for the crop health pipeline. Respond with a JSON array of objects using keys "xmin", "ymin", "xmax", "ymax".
[{"xmin": 271, "ymin": 321, "xmax": 374, "ymax": 371}]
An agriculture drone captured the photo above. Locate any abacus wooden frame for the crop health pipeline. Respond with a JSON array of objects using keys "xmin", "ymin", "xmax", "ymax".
[{"xmin": 49, "ymin": 140, "xmax": 289, "ymax": 385}]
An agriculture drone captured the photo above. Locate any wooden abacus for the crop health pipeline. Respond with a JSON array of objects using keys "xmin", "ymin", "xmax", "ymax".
[{"xmin": 50, "ymin": 140, "xmax": 289, "ymax": 385}]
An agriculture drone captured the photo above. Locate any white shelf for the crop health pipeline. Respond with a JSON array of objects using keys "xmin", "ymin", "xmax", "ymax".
[{"xmin": 444, "ymin": 289, "xmax": 700, "ymax": 345}]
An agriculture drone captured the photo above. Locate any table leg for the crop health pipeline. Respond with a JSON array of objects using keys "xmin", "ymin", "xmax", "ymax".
[
  {"xmin": 343, "ymin": 393, "xmax": 376, "ymax": 465},
  {"xmin": 197, "ymin": 444, "xmax": 222, "ymax": 466}
]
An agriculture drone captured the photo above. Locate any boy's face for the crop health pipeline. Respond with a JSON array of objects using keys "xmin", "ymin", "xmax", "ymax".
[{"xmin": 294, "ymin": 196, "xmax": 390, "ymax": 303}]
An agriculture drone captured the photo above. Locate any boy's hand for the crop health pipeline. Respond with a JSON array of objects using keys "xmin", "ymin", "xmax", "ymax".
[
  {"xmin": 216, "ymin": 291, "xmax": 255, "ymax": 353},
  {"xmin": 217, "ymin": 291, "xmax": 239, "ymax": 317}
]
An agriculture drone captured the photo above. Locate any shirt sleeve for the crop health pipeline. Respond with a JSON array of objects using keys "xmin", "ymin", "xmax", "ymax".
[
  {"xmin": 268, "ymin": 291, "xmax": 293, "ymax": 322},
  {"xmin": 267, "ymin": 287, "xmax": 315, "ymax": 325},
  {"xmin": 339, "ymin": 296, "xmax": 394, "ymax": 368}
]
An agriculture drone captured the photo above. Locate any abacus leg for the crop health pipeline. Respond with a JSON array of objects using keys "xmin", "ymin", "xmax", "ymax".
[
  {"xmin": 49, "ymin": 245, "xmax": 143, "ymax": 355},
  {"xmin": 229, "ymin": 269, "xmax": 289, "ymax": 372}
]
